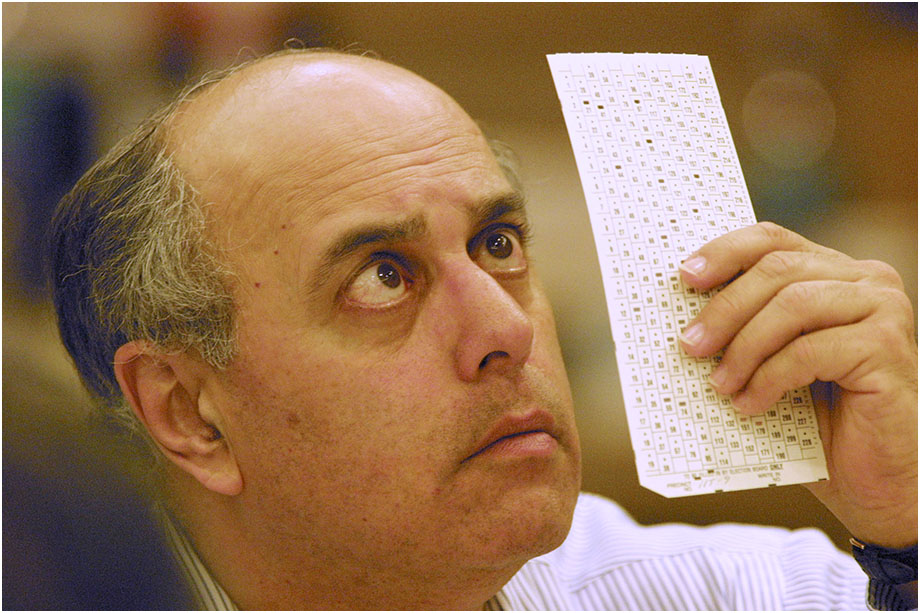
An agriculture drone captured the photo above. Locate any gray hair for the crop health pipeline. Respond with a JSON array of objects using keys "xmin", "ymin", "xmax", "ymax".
[
  {"xmin": 48, "ymin": 89, "xmax": 233, "ymax": 456},
  {"xmin": 48, "ymin": 46, "xmax": 525, "ymax": 466},
  {"xmin": 48, "ymin": 48, "xmax": 345, "ymax": 455}
]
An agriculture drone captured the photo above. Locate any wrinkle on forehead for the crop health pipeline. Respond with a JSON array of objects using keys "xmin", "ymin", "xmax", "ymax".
[{"xmin": 284, "ymin": 131, "xmax": 497, "ymax": 213}]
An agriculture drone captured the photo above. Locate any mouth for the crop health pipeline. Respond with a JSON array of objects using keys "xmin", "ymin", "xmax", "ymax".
[{"xmin": 462, "ymin": 410, "xmax": 559, "ymax": 463}]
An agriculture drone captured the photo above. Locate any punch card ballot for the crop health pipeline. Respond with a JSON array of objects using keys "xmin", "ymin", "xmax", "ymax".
[{"xmin": 547, "ymin": 53, "xmax": 828, "ymax": 497}]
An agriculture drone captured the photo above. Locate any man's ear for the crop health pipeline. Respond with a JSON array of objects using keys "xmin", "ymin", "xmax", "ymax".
[{"xmin": 113, "ymin": 341, "xmax": 242, "ymax": 496}]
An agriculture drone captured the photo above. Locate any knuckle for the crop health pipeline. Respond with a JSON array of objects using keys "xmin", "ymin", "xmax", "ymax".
[
  {"xmin": 879, "ymin": 286, "xmax": 915, "ymax": 315},
  {"xmin": 754, "ymin": 221, "xmax": 790, "ymax": 243},
  {"xmin": 874, "ymin": 320, "xmax": 901, "ymax": 348},
  {"xmin": 710, "ymin": 286, "xmax": 747, "ymax": 320},
  {"xmin": 774, "ymin": 282, "xmax": 813, "ymax": 316},
  {"xmin": 872, "ymin": 294, "xmax": 916, "ymax": 344},
  {"xmin": 790, "ymin": 335, "xmax": 820, "ymax": 367},
  {"xmin": 861, "ymin": 259, "xmax": 906, "ymax": 290},
  {"xmin": 755, "ymin": 250, "xmax": 799, "ymax": 282},
  {"xmin": 875, "ymin": 287, "xmax": 916, "ymax": 330}
]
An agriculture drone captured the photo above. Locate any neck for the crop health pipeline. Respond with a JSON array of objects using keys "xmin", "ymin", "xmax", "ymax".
[{"xmin": 167, "ymin": 479, "xmax": 518, "ymax": 609}]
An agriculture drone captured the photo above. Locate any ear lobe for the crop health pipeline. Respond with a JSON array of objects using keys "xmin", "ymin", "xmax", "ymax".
[{"xmin": 113, "ymin": 342, "xmax": 242, "ymax": 496}]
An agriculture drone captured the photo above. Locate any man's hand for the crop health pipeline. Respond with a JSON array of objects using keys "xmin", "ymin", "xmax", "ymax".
[{"xmin": 678, "ymin": 222, "xmax": 917, "ymax": 548}]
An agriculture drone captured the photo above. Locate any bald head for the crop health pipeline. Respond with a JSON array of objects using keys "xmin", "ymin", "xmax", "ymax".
[
  {"xmin": 171, "ymin": 54, "xmax": 483, "ymax": 209},
  {"xmin": 171, "ymin": 51, "xmax": 465, "ymax": 147},
  {"xmin": 163, "ymin": 51, "xmax": 506, "ymax": 265}
]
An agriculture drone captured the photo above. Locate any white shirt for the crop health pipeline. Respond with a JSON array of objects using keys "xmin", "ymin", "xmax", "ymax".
[
  {"xmin": 166, "ymin": 492, "xmax": 880, "ymax": 610},
  {"xmin": 494, "ymin": 493, "xmax": 870, "ymax": 610}
]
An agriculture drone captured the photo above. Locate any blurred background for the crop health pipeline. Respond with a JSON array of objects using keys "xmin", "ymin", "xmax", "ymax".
[{"xmin": 4, "ymin": 3, "xmax": 916, "ymax": 608}]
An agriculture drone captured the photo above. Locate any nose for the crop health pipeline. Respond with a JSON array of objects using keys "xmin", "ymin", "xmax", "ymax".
[{"xmin": 448, "ymin": 262, "xmax": 535, "ymax": 382}]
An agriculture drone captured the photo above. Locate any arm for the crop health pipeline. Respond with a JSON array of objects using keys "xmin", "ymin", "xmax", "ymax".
[{"xmin": 677, "ymin": 222, "xmax": 917, "ymax": 606}]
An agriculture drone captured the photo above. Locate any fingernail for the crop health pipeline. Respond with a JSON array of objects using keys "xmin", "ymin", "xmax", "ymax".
[
  {"xmin": 731, "ymin": 393, "xmax": 753, "ymax": 414},
  {"xmin": 709, "ymin": 365, "xmax": 728, "ymax": 390},
  {"xmin": 679, "ymin": 322, "xmax": 705, "ymax": 347},
  {"xmin": 680, "ymin": 254, "xmax": 707, "ymax": 276}
]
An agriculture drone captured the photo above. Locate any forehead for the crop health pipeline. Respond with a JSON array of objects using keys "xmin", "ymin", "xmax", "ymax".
[{"xmin": 168, "ymin": 53, "xmax": 508, "ymax": 247}]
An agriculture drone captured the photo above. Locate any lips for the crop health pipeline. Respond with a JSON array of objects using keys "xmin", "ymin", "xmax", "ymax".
[{"xmin": 463, "ymin": 409, "xmax": 558, "ymax": 462}]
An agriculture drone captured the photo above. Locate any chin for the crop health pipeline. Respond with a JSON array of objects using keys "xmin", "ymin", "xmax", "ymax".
[
  {"xmin": 523, "ymin": 486, "xmax": 579, "ymax": 552},
  {"xmin": 469, "ymin": 479, "xmax": 580, "ymax": 571}
]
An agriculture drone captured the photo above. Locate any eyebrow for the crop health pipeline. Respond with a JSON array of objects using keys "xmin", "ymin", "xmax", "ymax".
[
  {"xmin": 468, "ymin": 191, "xmax": 529, "ymax": 229},
  {"xmin": 317, "ymin": 215, "xmax": 428, "ymax": 283},
  {"xmin": 312, "ymin": 190, "xmax": 528, "ymax": 292}
]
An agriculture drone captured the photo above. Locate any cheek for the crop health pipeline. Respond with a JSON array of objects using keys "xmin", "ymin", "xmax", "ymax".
[
  {"xmin": 528, "ymin": 293, "xmax": 572, "ymax": 383},
  {"xmin": 222, "ymin": 332, "xmax": 456, "ymax": 488},
  {"xmin": 220, "ymin": 357, "xmax": 455, "ymax": 552}
]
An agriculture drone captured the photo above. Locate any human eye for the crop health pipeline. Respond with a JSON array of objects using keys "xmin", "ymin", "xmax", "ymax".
[
  {"xmin": 342, "ymin": 257, "xmax": 414, "ymax": 308},
  {"xmin": 469, "ymin": 224, "xmax": 530, "ymax": 275}
]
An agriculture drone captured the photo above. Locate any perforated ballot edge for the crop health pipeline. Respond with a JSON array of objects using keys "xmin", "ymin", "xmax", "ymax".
[{"xmin": 547, "ymin": 53, "xmax": 828, "ymax": 497}]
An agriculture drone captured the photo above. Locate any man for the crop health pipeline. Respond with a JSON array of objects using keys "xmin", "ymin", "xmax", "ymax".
[{"xmin": 49, "ymin": 49, "xmax": 916, "ymax": 609}]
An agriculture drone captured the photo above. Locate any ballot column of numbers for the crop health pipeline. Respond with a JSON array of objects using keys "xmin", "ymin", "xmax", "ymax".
[{"xmin": 557, "ymin": 55, "xmax": 822, "ymax": 479}]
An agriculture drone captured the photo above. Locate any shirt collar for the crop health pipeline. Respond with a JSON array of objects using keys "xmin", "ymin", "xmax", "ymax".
[{"xmin": 159, "ymin": 509, "xmax": 238, "ymax": 611}]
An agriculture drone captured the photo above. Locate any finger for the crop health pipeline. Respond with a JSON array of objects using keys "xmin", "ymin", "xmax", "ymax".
[
  {"xmin": 728, "ymin": 324, "xmax": 860, "ymax": 414},
  {"xmin": 708, "ymin": 280, "xmax": 886, "ymax": 395},
  {"xmin": 679, "ymin": 221, "xmax": 841, "ymax": 290},
  {"xmin": 679, "ymin": 251, "xmax": 895, "ymax": 357},
  {"xmin": 728, "ymin": 305, "xmax": 914, "ymax": 415}
]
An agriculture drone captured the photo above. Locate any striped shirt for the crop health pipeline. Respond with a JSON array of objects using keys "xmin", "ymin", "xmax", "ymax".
[
  {"xmin": 161, "ymin": 511, "xmax": 238, "ymax": 611},
  {"xmin": 164, "ymin": 493, "xmax": 899, "ymax": 610}
]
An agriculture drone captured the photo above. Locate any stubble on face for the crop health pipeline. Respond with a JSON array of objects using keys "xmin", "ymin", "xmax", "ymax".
[{"xmin": 166, "ymin": 52, "xmax": 582, "ymax": 607}]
